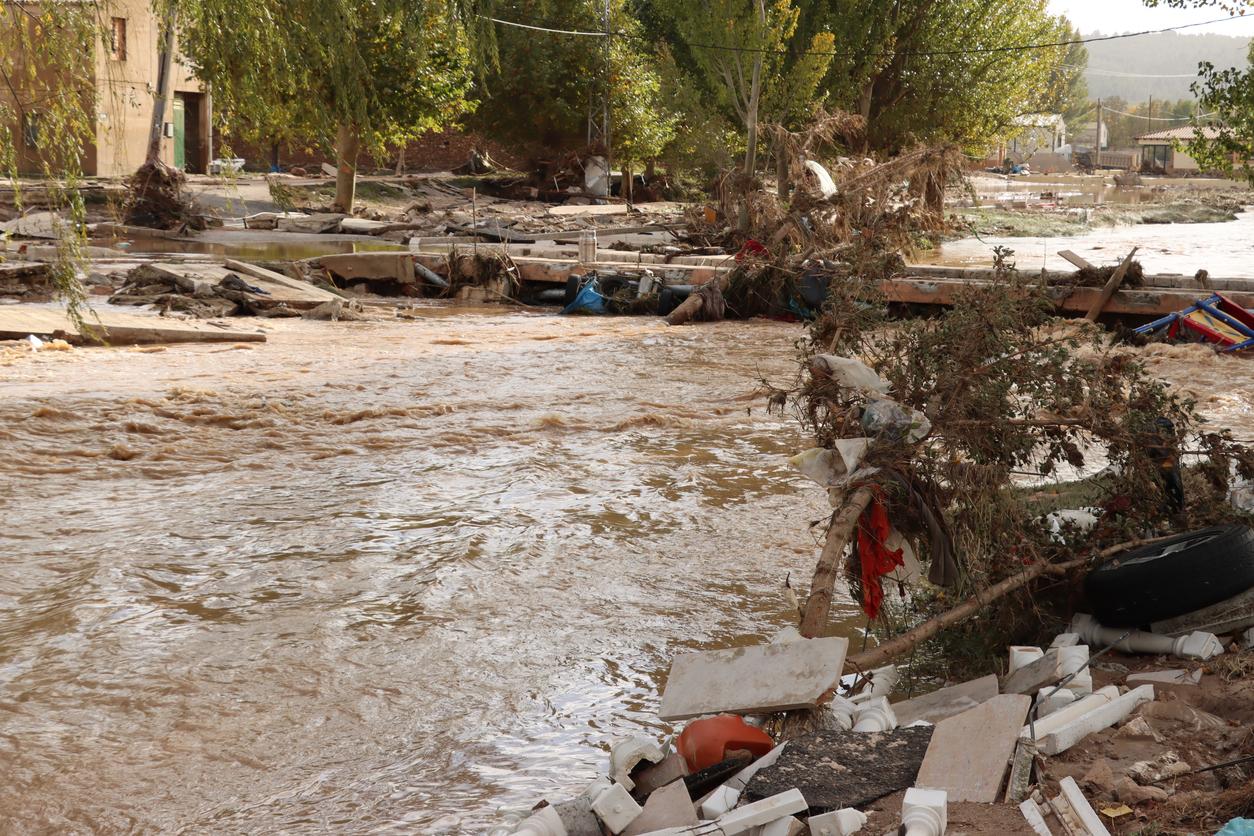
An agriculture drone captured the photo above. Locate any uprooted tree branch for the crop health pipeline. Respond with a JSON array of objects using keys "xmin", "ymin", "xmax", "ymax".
[{"xmin": 766, "ymin": 254, "xmax": 1254, "ymax": 676}]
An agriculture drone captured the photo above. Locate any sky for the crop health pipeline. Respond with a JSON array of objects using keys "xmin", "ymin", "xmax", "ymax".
[{"xmin": 1048, "ymin": 0, "xmax": 1254, "ymax": 36}]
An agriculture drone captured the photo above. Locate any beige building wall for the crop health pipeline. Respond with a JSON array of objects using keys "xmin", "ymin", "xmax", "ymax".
[{"xmin": 93, "ymin": 0, "xmax": 207, "ymax": 176}]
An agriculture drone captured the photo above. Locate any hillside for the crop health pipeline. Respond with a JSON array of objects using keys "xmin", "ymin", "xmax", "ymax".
[{"xmin": 1084, "ymin": 30, "xmax": 1251, "ymax": 101}]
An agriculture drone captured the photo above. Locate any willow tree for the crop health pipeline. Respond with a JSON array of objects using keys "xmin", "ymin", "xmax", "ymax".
[
  {"xmin": 806, "ymin": 0, "xmax": 1073, "ymax": 153},
  {"xmin": 650, "ymin": 0, "xmax": 834, "ymax": 178},
  {"xmin": 0, "ymin": 0, "xmax": 100, "ymax": 322},
  {"xmin": 179, "ymin": 0, "xmax": 478, "ymax": 212}
]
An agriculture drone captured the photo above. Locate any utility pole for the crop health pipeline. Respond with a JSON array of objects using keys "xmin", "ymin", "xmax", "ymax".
[
  {"xmin": 585, "ymin": 0, "xmax": 612, "ymax": 199},
  {"xmin": 1147, "ymin": 95, "xmax": 1153, "ymax": 137},
  {"xmin": 1095, "ymin": 98, "xmax": 1102, "ymax": 170}
]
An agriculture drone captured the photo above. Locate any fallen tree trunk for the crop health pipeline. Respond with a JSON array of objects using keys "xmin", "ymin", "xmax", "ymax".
[
  {"xmin": 800, "ymin": 486, "xmax": 876, "ymax": 638},
  {"xmin": 843, "ymin": 534, "xmax": 1174, "ymax": 671}
]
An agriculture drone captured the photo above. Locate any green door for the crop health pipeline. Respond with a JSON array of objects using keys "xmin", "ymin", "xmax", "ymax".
[{"xmin": 172, "ymin": 95, "xmax": 186, "ymax": 170}]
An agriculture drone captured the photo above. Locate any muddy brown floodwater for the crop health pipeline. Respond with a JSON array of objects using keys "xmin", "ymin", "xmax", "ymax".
[
  {"xmin": 0, "ymin": 309, "xmax": 863, "ymax": 833},
  {"xmin": 3, "ymin": 308, "xmax": 1252, "ymax": 834}
]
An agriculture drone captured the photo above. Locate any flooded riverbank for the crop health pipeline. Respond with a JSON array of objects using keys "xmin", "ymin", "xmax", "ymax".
[
  {"xmin": 923, "ymin": 209, "xmax": 1254, "ymax": 277},
  {"xmin": 0, "ymin": 311, "xmax": 855, "ymax": 832},
  {"xmin": 2, "ymin": 306, "xmax": 1252, "ymax": 832}
]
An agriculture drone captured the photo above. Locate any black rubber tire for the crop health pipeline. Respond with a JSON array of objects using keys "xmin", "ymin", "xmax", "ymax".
[{"xmin": 1084, "ymin": 525, "xmax": 1254, "ymax": 627}]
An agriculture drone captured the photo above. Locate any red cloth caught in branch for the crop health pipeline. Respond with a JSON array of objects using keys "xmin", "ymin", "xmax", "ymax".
[{"xmin": 857, "ymin": 493, "xmax": 904, "ymax": 619}]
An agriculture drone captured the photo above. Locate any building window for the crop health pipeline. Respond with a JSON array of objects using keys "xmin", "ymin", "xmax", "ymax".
[{"xmin": 110, "ymin": 17, "xmax": 127, "ymax": 61}]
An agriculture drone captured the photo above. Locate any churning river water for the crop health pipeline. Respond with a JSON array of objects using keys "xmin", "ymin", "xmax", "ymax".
[
  {"xmin": 0, "ymin": 308, "xmax": 864, "ymax": 833},
  {"xmin": 2, "ymin": 303, "xmax": 1252, "ymax": 833}
]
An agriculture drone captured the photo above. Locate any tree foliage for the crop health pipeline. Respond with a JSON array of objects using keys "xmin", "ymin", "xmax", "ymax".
[
  {"xmin": 472, "ymin": 0, "xmax": 677, "ymax": 167},
  {"xmin": 809, "ymin": 0, "xmax": 1076, "ymax": 153},
  {"xmin": 178, "ymin": 0, "xmax": 478, "ymax": 208}
]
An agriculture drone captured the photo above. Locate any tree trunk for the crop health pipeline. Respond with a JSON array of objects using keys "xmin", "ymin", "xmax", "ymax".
[
  {"xmin": 395, "ymin": 147, "xmax": 406, "ymax": 176},
  {"xmin": 334, "ymin": 123, "xmax": 360, "ymax": 214},
  {"xmin": 776, "ymin": 145, "xmax": 789, "ymax": 199},
  {"xmin": 800, "ymin": 486, "xmax": 876, "ymax": 638},
  {"xmin": 145, "ymin": 5, "xmax": 179, "ymax": 167},
  {"xmin": 622, "ymin": 164, "xmax": 633, "ymax": 203},
  {"xmin": 269, "ymin": 141, "xmax": 280, "ymax": 173}
]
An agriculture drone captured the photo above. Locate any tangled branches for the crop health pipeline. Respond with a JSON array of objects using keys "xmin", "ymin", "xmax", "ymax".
[{"xmin": 768, "ymin": 255, "xmax": 1254, "ymax": 662}]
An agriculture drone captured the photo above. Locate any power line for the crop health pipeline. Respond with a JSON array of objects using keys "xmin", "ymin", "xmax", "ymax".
[
  {"xmin": 483, "ymin": 15, "xmax": 613, "ymax": 37},
  {"xmin": 485, "ymin": 11, "xmax": 1248, "ymax": 58}
]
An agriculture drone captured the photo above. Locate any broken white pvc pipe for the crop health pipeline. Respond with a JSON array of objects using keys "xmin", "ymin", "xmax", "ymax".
[
  {"xmin": 1024, "ymin": 685, "xmax": 1119, "ymax": 739},
  {"xmin": 1071, "ymin": 613, "xmax": 1225, "ymax": 661},
  {"xmin": 511, "ymin": 805, "xmax": 567, "ymax": 836},
  {"xmin": 1056, "ymin": 645, "xmax": 1093, "ymax": 695},
  {"xmin": 902, "ymin": 787, "xmax": 947, "ymax": 836},
  {"xmin": 851, "ymin": 665, "xmax": 898, "ymax": 704},
  {"xmin": 1035, "ymin": 685, "xmax": 1155, "ymax": 756},
  {"xmin": 590, "ymin": 783, "xmax": 642, "ymax": 834},
  {"xmin": 828, "ymin": 695, "xmax": 858, "ymax": 730},
  {"xmin": 852, "ymin": 696, "xmax": 898, "ymax": 732},
  {"xmin": 1009, "ymin": 646, "xmax": 1044, "ymax": 674},
  {"xmin": 807, "ymin": 808, "xmax": 868, "ymax": 836},
  {"xmin": 609, "ymin": 736, "xmax": 665, "ymax": 791},
  {"xmin": 1035, "ymin": 686, "xmax": 1078, "ymax": 718}
]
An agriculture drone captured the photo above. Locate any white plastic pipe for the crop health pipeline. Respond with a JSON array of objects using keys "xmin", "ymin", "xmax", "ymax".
[
  {"xmin": 1072, "ymin": 613, "xmax": 1224, "ymax": 660},
  {"xmin": 902, "ymin": 787, "xmax": 947, "ymax": 836},
  {"xmin": 1008, "ymin": 646, "xmax": 1044, "ymax": 674},
  {"xmin": 1055, "ymin": 645, "xmax": 1092, "ymax": 695},
  {"xmin": 852, "ymin": 696, "xmax": 898, "ymax": 732},
  {"xmin": 512, "ymin": 806, "xmax": 567, "ymax": 836}
]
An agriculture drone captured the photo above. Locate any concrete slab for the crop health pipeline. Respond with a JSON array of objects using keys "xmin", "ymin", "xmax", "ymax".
[
  {"xmin": 1002, "ymin": 649, "xmax": 1061, "ymax": 695},
  {"xmin": 1126, "ymin": 669, "xmax": 1201, "ymax": 689},
  {"xmin": 313, "ymin": 252, "xmax": 416, "ymax": 283},
  {"xmin": 744, "ymin": 726, "xmax": 933, "ymax": 813},
  {"xmin": 0, "ymin": 305, "xmax": 265, "ymax": 345},
  {"xmin": 622, "ymin": 781, "xmax": 697, "ymax": 836},
  {"xmin": 914, "ymin": 694, "xmax": 1032, "ymax": 803},
  {"xmin": 658, "ymin": 637, "xmax": 848, "ymax": 721},
  {"xmin": 891, "ymin": 674, "xmax": 999, "ymax": 726}
]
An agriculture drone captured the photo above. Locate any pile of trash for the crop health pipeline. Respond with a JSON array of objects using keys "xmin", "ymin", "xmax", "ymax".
[{"xmin": 497, "ymin": 575, "xmax": 1254, "ymax": 835}]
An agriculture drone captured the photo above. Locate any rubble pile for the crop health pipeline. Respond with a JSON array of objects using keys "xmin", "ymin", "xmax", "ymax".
[{"xmin": 498, "ymin": 612, "xmax": 1254, "ymax": 835}]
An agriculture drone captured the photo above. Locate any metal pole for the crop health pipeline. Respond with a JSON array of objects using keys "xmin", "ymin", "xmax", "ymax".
[
  {"xmin": 1095, "ymin": 98, "xmax": 1102, "ymax": 170},
  {"xmin": 602, "ymin": 0, "xmax": 611, "ymax": 188}
]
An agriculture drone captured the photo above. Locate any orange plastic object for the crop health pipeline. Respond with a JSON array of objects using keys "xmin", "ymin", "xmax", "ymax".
[{"xmin": 675, "ymin": 714, "xmax": 774, "ymax": 773}]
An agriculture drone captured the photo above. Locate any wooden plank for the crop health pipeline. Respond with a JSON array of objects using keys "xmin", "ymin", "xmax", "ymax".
[
  {"xmin": 882, "ymin": 276, "xmax": 1254, "ymax": 318},
  {"xmin": 1085, "ymin": 247, "xmax": 1139, "ymax": 322},
  {"xmin": 1057, "ymin": 250, "xmax": 1096, "ymax": 271},
  {"xmin": 0, "ymin": 305, "xmax": 265, "ymax": 344}
]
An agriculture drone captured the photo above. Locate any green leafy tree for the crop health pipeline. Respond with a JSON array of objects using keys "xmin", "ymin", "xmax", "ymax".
[
  {"xmin": 651, "ymin": 0, "xmax": 834, "ymax": 177},
  {"xmin": 179, "ymin": 0, "xmax": 478, "ymax": 212},
  {"xmin": 473, "ymin": 0, "xmax": 678, "ymax": 193},
  {"xmin": 0, "ymin": 1, "xmax": 101, "ymax": 322},
  {"xmin": 812, "ymin": 0, "xmax": 1076, "ymax": 153}
]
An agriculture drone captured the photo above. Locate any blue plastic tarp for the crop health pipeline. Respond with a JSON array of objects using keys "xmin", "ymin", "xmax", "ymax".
[{"xmin": 560, "ymin": 278, "xmax": 608, "ymax": 315}]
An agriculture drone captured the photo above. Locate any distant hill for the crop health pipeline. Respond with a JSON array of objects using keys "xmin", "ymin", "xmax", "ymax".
[{"xmin": 1083, "ymin": 31, "xmax": 1251, "ymax": 101}]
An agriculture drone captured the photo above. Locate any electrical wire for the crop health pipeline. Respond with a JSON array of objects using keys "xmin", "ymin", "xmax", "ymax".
[
  {"xmin": 482, "ymin": 15, "xmax": 614, "ymax": 36},
  {"xmin": 483, "ymin": 11, "xmax": 1250, "ymax": 59}
]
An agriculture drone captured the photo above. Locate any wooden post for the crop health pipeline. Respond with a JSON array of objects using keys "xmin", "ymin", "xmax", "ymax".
[
  {"xmin": 1085, "ymin": 246, "xmax": 1138, "ymax": 322},
  {"xmin": 800, "ymin": 486, "xmax": 876, "ymax": 638}
]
